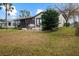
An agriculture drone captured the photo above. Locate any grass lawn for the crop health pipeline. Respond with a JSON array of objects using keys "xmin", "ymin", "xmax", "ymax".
[{"xmin": 0, "ymin": 27, "xmax": 79, "ymax": 56}]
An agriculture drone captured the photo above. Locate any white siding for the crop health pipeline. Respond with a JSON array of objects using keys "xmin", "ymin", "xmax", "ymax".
[
  {"xmin": 58, "ymin": 14, "xmax": 66, "ymax": 27},
  {"xmin": 0, "ymin": 20, "xmax": 17, "ymax": 28},
  {"xmin": 34, "ymin": 13, "xmax": 42, "ymax": 27}
]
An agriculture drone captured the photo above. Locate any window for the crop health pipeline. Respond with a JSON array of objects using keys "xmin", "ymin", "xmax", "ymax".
[{"xmin": 8, "ymin": 22, "xmax": 11, "ymax": 26}]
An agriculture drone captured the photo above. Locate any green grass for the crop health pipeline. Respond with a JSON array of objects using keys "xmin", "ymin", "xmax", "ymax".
[{"xmin": 0, "ymin": 27, "xmax": 79, "ymax": 56}]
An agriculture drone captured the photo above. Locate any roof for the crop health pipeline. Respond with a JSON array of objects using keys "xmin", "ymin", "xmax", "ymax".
[
  {"xmin": 33, "ymin": 12, "xmax": 44, "ymax": 18},
  {"xmin": 15, "ymin": 12, "xmax": 44, "ymax": 21},
  {"xmin": 0, "ymin": 19, "xmax": 5, "ymax": 22},
  {"xmin": 16, "ymin": 16, "xmax": 33, "ymax": 21}
]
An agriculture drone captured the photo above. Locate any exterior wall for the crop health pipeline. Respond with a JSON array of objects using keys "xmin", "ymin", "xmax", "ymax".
[
  {"xmin": 34, "ymin": 13, "xmax": 42, "ymax": 28},
  {"xmin": 7, "ymin": 21, "xmax": 15, "ymax": 28},
  {"xmin": 58, "ymin": 14, "xmax": 66, "ymax": 27},
  {"xmin": 0, "ymin": 20, "xmax": 20, "ymax": 28}
]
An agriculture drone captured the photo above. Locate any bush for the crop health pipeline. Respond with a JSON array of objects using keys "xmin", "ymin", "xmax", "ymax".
[
  {"xmin": 41, "ymin": 8, "xmax": 59, "ymax": 31},
  {"xmin": 17, "ymin": 25, "xmax": 22, "ymax": 30},
  {"xmin": 64, "ymin": 23, "xmax": 70, "ymax": 27},
  {"xmin": 75, "ymin": 22, "xmax": 79, "ymax": 36},
  {"xmin": 0, "ymin": 26, "xmax": 2, "ymax": 29}
]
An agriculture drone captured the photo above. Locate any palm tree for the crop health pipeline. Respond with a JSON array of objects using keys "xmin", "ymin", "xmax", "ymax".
[{"xmin": 0, "ymin": 3, "xmax": 14, "ymax": 29}]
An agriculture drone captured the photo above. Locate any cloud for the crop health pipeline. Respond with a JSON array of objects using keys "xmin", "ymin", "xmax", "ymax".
[{"xmin": 36, "ymin": 9, "xmax": 43, "ymax": 14}]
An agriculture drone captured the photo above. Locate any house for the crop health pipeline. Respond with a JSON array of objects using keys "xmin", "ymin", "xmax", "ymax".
[
  {"xmin": 68, "ymin": 13, "xmax": 79, "ymax": 27},
  {"xmin": 19, "ymin": 12, "xmax": 66, "ymax": 30},
  {"xmin": 19, "ymin": 8, "xmax": 79, "ymax": 30},
  {"xmin": 2, "ymin": 11, "xmax": 78, "ymax": 30},
  {"xmin": 62, "ymin": 8, "xmax": 79, "ymax": 27}
]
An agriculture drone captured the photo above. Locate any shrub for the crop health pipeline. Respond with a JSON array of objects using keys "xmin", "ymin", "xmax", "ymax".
[
  {"xmin": 17, "ymin": 25, "xmax": 22, "ymax": 30},
  {"xmin": 41, "ymin": 8, "xmax": 59, "ymax": 31},
  {"xmin": 75, "ymin": 22, "xmax": 79, "ymax": 36}
]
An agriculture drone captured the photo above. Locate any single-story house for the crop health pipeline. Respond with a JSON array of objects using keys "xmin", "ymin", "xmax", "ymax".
[
  {"xmin": 1, "ymin": 11, "xmax": 79, "ymax": 29},
  {"xmin": 19, "ymin": 12, "xmax": 66, "ymax": 30}
]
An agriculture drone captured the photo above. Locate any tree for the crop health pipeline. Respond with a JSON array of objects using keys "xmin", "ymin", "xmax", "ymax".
[
  {"xmin": 41, "ymin": 8, "xmax": 59, "ymax": 31},
  {"xmin": 0, "ymin": 3, "xmax": 14, "ymax": 29},
  {"xmin": 19, "ymin": 10, "xmax": 30, "ymax": 18},
  {"xmin": 56, "ymin": 3, "xmax": 79, "ymax": 27}
]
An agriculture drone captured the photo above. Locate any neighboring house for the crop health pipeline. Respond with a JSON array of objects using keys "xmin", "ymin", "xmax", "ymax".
[
  {"xmin": 68, "ymin": 15, "xmax": 79, "ymax": 27},
  {"xmin": 63, "ymin": 8, "xmax": 79, "ymax": 27}
]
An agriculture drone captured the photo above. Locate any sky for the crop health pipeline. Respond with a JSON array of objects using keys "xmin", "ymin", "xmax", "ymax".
[{"xmin": 0, "ymin": 3, "xmax": 63, "ymax": 20}]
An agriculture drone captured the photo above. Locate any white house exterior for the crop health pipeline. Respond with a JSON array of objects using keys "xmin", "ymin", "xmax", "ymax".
[
  {"xmin": 33, "ymin": 12, "xmax": 79, "ymax": 29},
  {"xmin": 34, "ymin": 12, "xmax": 43, "ymax": 28},
  {"xmin": 0, "ymin": 20, "xmax": 20, "ymax": 28},
  {"xmin": 58, "ymin": 14, "xmax": 66, "ymax": 27},
  {"xmin": 33, "ymin": 12, "xmax": 66, "ymax": 30},
  {"xmin": 1, "ymin": 11, "xmax": 79, "ymax": 30},
  {"xmin": 68, "ymin": 15, "xmax": 79, "ymax": 26}
]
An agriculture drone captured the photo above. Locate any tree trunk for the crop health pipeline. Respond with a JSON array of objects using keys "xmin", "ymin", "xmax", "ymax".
[
  {"xmin": 65, "ymin": 18, "xmax": 69, "ymax": 27},
  {"xmin": 5, "ymin": 4, "xmax": 7, "ymax": 30}
]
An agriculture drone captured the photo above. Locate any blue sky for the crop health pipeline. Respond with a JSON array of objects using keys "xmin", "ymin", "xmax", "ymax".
[{"xmin": 0, "ymin": 3, "xmax": 63, "ymax": 19}]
